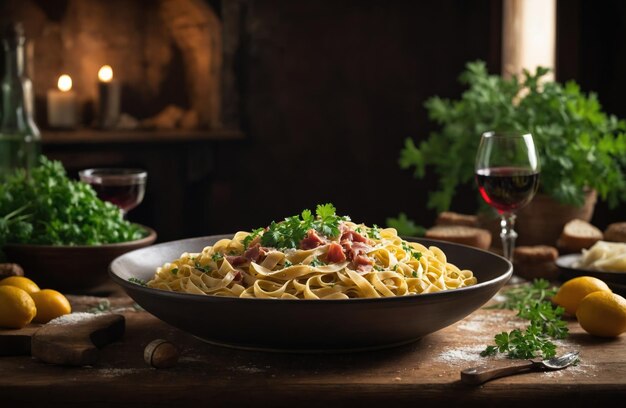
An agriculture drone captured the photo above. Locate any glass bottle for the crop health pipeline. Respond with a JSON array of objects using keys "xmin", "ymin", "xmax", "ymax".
[{"xmin": 0, "ymin": 22, "xmax": 41, "ymax": 179}]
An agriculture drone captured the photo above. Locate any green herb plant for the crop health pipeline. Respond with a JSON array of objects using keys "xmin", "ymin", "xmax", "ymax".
[
  {"xmin": 252, "ymin": 203, "xmax": 349, "ymax": 249},
  {"xmin": 481, "ymin": 279, "xmax": 569, "ymax": 359},
  {"xmin": 0, "ymin": 157, "xmax": 146, "ymax": 247},
  {"xmin": 399, "ymin": 60, "xmax": 626, "ymax": 212}
]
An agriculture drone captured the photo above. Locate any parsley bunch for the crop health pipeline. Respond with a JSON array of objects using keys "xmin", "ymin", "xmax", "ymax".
[
  {"xmin": 400, "ymin": 60, "xmax": 626, "ymax": 211},
  {"xmin": 244, "ymin": 204, "xmax": 349, "ymax": 249},
  {"xmin": 0, "ymin": 157, "xmax": 146, "ymax": 246},
  {"xmin": 481, "ymin": 279, "xmax": 568, "ymax": 359}
]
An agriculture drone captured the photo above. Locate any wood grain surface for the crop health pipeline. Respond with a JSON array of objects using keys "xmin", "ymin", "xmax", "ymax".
[{"xmin": 1, "ymin": 292, "xmax": 624, "ymax": 408}]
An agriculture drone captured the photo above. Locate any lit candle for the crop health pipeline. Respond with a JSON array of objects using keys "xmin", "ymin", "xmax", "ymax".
[
  {"xmin": 98, "ymin": 65, "xmax": 121, "ymax": 129},
  {"xmin": 47, "ymin": 74, "xmax": 77, "ymax": 128}
]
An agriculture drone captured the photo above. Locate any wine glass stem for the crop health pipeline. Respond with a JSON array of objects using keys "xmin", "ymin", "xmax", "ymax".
[{"xmin": 500, "ymin": 213, "xmax": 517, "ymax": 262}]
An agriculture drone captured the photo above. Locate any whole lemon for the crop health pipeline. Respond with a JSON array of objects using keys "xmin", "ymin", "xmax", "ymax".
[
  {"xmin": 552, "ymin": 276, "xmax": 611, "ymax": 315},
  {"xmin": 30, "ymin": 289, "xmax": 72, "ymax": 324},
  {"xmin": 0, "ymin": 276, "xmax": 40, "ymax": 295},
  {"xmin": 0, "ymin": 286, "xmax": 37, "ymax": 329},
  {"xmin": 576, "ymin": 291, "xmax": 626, "ymax": 337}
]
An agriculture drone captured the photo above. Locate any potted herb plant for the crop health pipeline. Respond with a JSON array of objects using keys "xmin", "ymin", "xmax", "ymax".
[{"xmin": 399, "ymin": 61, "xmax": 626, "ymax": 245}]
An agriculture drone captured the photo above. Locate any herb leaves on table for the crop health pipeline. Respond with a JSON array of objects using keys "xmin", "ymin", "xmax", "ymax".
[{"xmin": 481, "ymin": 279, "xmax": 568, "ymax": 359}]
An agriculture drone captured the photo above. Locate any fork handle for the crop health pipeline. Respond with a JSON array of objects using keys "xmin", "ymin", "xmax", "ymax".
[{"xmin": 461, "ymin": 360, "xmax": 537, "ymax": 385}]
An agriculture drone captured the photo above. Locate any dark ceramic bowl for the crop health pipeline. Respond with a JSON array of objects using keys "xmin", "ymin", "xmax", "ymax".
[
  {"xmin": 556, "ymin": 254, "xmax": 626, "ymax": 295},
  {"xmin": 110, "ymin": 235, "xmax": 511, "ymax": 352},
  {"xmin": 4, "ymin": 226, "xmax": 157, "ymax": 291}
]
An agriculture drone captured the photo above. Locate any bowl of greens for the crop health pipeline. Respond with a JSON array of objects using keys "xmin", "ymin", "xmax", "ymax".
[{"xmin": 0, "ymin": 158, "xmax": 157, "ymax": 290}]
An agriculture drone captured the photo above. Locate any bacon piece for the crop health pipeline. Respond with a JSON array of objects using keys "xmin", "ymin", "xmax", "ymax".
[
  {"xmin": 326, "ymin": 242, "xmax": 346, "ymax": 263},
  {"xmin": 226, "ymin": 255, "xmax": 248, "ymax": 267},
  {"xmin": 354, "ymin": 254, "xmax": 373, "ymax": 272},
  {"xmin": 300, "ymin": 229, "xmax": 326, "ymax": 250},
  {"xmin": 243, "ymin": 244, "xmax": 267, "ymax": 263},
  {"xmin": 340, "ymin": 229, "xmax": 368, "ymax": 244}
]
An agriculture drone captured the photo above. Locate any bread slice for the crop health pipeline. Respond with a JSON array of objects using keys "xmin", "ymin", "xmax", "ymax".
[
  {"xmin": 604, "ymin": 222, "xmax": 626, "ymax": 243},
  {"xmin": 436, "ymin": 211, "xmax": 479, "ymax": 227},
  {"xmin": 557, "ymin": 219, "xmax": 603, "ymax": 253},
  {"xmin": 513, "ymin": 245, "xmax": 559, "ymax": 280},
  {"xmin": 425, "ymin": 225, "xmax": 491, "ymax": 250}
]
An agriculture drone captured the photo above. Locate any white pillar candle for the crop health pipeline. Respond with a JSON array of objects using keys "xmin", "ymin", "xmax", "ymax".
[
  {"xmin": 98, "ymin": 65, "xmax": 121, "ymax": 129},
  {"xmin": 47, "ymin": 74, "xmax": 77, "ymax": 128}
]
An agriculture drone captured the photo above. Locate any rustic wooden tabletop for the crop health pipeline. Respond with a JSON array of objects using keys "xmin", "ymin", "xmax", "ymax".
[{"xmin": 1, "ymin": 284, "xmax": 624, "ymax": 408}]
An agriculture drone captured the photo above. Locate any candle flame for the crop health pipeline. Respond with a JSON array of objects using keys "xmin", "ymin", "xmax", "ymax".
[
  {"xmin": 58, "ymin": 74, "xmax": 72, "ymax": 92},
  {"xmin": 98, "ymin": 65, "xmax": 113, "ymax": 82}
]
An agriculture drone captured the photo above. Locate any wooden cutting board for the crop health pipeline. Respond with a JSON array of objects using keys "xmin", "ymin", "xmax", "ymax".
[{"xmin": 0, "ymin": 314, "xmax": 125, "ymax": 366}]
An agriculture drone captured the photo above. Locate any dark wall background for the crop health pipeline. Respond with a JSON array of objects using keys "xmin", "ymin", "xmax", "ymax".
[
  {"xmin": 210, "ymin": 0, "xmax": 501, "ymax": 233},
  {"xmin": 557, "ymin": 0, "xmax": 626, "ymax": 230}
]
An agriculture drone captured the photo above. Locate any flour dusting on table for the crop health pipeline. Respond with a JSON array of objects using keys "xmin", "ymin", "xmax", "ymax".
[{"xmin": 48, "ymin": 312, "xmax": 97, "ymax": 325}]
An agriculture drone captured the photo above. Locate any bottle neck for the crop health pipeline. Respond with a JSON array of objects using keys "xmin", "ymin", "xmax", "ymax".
[{"xmin": 1, "ymin": 39, "xmax": 37, "ymax": 135}]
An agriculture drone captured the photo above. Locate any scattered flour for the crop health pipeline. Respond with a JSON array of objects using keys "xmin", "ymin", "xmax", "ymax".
[
  {"xmin": 435, "ymin": 345, "xmax": 487, "ymax": 364},
  {"xmin": 97, "ymin": 368, "xmax": 142, "ymax": 377},
  {"xmin": 229, "ymin": 365, "xmax": 265, "ymax": 374},
  {"xmin": 48, "ymin": 312, "xmax": 97, "ymax": 325}
]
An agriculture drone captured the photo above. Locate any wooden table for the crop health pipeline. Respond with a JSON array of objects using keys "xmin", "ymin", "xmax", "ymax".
[{"xmin": 1, "ymin": 291, "xmax": 624, "ymax": 407}]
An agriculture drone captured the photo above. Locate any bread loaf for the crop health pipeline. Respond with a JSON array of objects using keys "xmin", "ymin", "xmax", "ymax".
[
  {"xmin": 425, "ymin": 225, "xmax": 492, "ymax": 250},
  {"xmin": 604, "ymin": 222, "xmax": 626, "ymax": 243},
  {"xmin": 435, "ymin": 212, "xmax": 479, "ymax": 227},
  {"xmin": 513, "ymin": 245, "xmax": 559, "ymax": 280},
  {"xmin": 557, "ymin": 219, "xmax": 603, "ymax": 253}
]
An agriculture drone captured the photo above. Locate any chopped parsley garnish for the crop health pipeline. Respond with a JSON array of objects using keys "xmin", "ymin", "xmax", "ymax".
[
  {"xmin": 411, "ymin": 271, "xmax": 418, "ymax": 278},
  {"xmin": 309, "ymin": 257, "xmax": 325, "ymax": 267},
  {"xmin": 259, "ymin": 203, "xmax": 349, "ymax": 249},
  {"xmin": 373, "ymin": 265, "xmax": 384, "ymax": 271},
  {"xmin": 401, "ymin": 242, "xmax": 422, "ymax": 260},
  {"xmin": 368, "ymin": 224, "xmax": 381, "ymax": 240},
  {"xmin": 211, "ymin": 252, "xmax": 224, "ymax": 262},
  {"xmin": 128, "ymin": 277, "xmax": 147, "ymax": 286},
  {"xmin": 284, "ymin": 260, "xmax": 293, "ymax": 268},
  {"xmin": 355, "ymin": 226, "xmax": 363, "ymax": 233},
  {"xmin": 171, "ymin": 268, "xmax": 179, "ymax": 275},
  {"xmin": 243, "ymin": 227, "xmax": 264, "ymax": 249},
  {"xmin": 194, "ymin": 262, "xmax": 210, "ymax": 273}
]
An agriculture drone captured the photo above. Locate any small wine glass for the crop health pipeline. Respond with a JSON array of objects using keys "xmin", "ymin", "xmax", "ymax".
[
  {"xmin": 475, "ymin": 131, "xmax": 540, "ymax": 271},
  {"xmin": 79, "ymin": 168, "xmax": 147, "ymax": 214}
]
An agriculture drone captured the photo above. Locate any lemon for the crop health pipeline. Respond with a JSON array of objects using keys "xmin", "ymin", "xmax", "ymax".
[
  {"xmin": 0, "ymin": 286, "xmax": 37, "ymax": 329},
  {"xmin": 30, "ymin": 289, "xmax": 72, "ymax": 324},
  {"xmin": 552, "ymin": 276, "xmax": 611, "ymax": 315},
  {"xmin": 0, "ymin": 276, "xmax": 40, "ymax": 295},
  {"xmin": 576, "ymin": 291, "xmax": 626, "ymax": 337}
]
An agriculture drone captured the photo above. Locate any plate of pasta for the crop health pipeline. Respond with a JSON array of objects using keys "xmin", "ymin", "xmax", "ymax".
[{"xmin": 110, "ymin": 204, "xmax": 512, "ymax": 352}]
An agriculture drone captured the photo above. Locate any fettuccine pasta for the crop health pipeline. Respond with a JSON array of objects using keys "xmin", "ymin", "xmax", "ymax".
[{"xmin": 147, "ymin": 205, "xmax": 477, "ymax": 299}]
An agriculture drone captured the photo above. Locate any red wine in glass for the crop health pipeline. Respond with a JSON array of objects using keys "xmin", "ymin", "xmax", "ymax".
[
  {"xmin": 90, "ymin": 182, "xmax": 145, "ymax": 213},
  {"xmin": 79, "ymin": 168, "xmax": 147, "ymax": 214},
  {"xmin": 476, "ymin": 167, "xmax": 539, "ymax": 214}
]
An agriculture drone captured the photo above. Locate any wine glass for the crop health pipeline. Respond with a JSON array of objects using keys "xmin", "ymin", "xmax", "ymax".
[
  {"xmin": 79, "ymin": 168, "xmax": 147, "ymax": 214},
  {"xmin": 475, "ymin": 131, "xmax": 540, "ymax": 269}
]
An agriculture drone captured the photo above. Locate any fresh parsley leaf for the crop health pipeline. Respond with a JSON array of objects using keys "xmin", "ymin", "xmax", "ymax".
[
  {"xmin": 243, "ymin": 228, "xmax": 264, "ymax": 249},
  {"xmin": 386, "ymin": 213, "xmax": 426, "ymax": 237},
  {"xmin": 284, "ymin": 260, "xmax": 293, "ymax": 268},
  {"xmin": 211, "ymin": 252, "xmax": 224, "ymax": 262},
  {"xmin": 411, "ymin": 271, "xmax": 417, "ymax": 278},
  {"xmin": 171, "ymin": 268, "xmax": 178, "ymax": 275},
  {"xmin": 481, "ymin": 279, "xmax": 569, "ymax": 360}
]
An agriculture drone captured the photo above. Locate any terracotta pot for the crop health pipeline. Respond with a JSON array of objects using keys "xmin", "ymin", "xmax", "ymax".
[{"xmin": 478, "ymin": 190, "xmax": 597, "ymax": 247}]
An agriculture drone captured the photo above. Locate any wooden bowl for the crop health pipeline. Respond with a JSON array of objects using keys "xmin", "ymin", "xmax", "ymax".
[
  {"xmin": 111, "ymin": 236, "xmax": 512, "ymax": 352},
  {"xmin": 4, "ymin": 226, "xmax": 157, "ymax": 291}
]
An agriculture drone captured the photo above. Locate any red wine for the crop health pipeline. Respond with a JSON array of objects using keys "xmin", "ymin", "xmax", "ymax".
[
  {"xmin": 91, "ymin": 183, "xmax": 145, "ymax": 212},
  {"xmin": 476, "ymin": 167, "xmax": 539, "ymax": 213}
]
